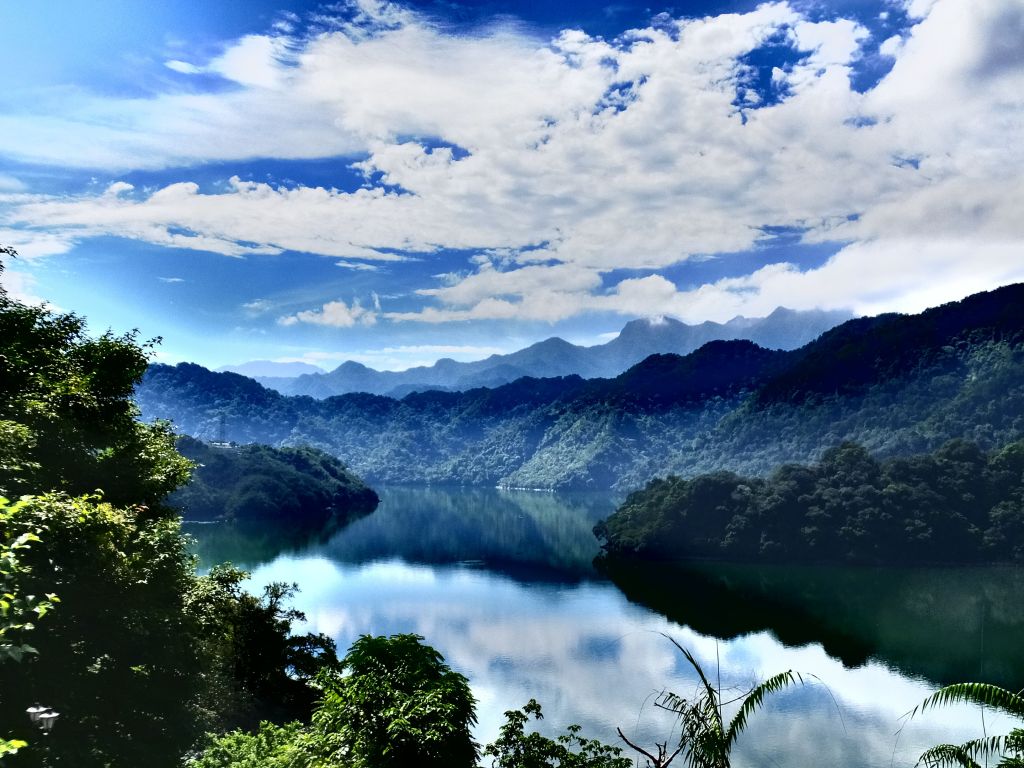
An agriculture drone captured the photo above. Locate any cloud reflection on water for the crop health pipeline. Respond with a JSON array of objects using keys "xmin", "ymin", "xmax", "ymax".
[{"xmin": 244, "ymin": 554, "xmax": 1004, "ymax": 767}]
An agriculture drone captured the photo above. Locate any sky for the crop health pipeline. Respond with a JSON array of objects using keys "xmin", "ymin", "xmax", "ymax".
[{"xmin": 1, "ymin": 0, "xmax": 1022, "ymax": 371}]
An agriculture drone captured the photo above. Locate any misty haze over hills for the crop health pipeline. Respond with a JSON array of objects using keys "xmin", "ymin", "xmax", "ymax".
[
  {"xmin": 216, "ymin": 360, "xmax": 325, "ymax": 378},
  {"xmin": 245, "ymin": 307, "xmax": 852, "ymax": 399}
]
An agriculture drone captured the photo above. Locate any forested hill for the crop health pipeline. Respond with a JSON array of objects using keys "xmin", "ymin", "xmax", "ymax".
[
  {"xmin": 136, "ymin": 283, "xmax": 1024, "ymax": 490},
  {"xmin": 595, "ymin": 439, "xmax": 1024, "ymax": 565},
  {"xmin": 170, "ymin": 436, "xmax": 378, "ymax": 524}
]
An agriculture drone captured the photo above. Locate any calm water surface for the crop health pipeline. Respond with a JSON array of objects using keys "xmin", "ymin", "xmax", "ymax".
[{"xmin": 189, "ymin": 486, "xmax": 1022, "ymax": 767}]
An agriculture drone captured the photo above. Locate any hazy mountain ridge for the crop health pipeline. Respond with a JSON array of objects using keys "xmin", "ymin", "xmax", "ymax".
[
  {"xmin": 253, "ymin": 307, "xmax": 852, "ymax": 398},
  {"xmin": 135, "ymin": 285, "xmax": 1024, "ymax": 490},
  {"xmin": 217, "ymin": 360, "xmax": 325, "ymax": 378}
]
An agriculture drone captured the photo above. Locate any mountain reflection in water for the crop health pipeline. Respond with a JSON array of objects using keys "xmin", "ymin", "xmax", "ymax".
[{"xmin": 187, "ymin": 486, "xmax": 1020, "ymax": 766}]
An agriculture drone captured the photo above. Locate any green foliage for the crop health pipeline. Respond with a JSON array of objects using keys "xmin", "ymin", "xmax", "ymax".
[
  {"xmin": 0, "ymin": 290, "xmax": 191, "ymax": 507},
  {"xmin": 0, "ymin": 499, "xmax": 57, "ymax": 663},
  {"xmin": 0, "ymin": 497, "xmax": 56, "ymax": 762},
  {"xmin": 617, "ymin": 638, "xmax": 804, "ymax": 768},
  {"xmin": 0, "ymin": 493, "xmax": 204, "ymax": 766},
  {"xmin": 0, "ymin": 278, "xmax": 346, "ymax": 767},
  {"xmin": 186, "ymin": 721, "xmax": 307, "ymax": 768},
  {"xmin": 911, "ymin": 683, "xmax": 1024, "ymax": 767},
  {"xmin": 596, "ymin": 438, "xmax": 1024, "ymax": 564},
  {"xmin": 308, "ymin": 633, "xmax": 479, "ymax": 768},
  {"xmin": 187, "ymin": 564, "xmax": 340, "ymax": 731},
  {"xmin": 188, "ymin": 635, "xmax": 481, "ymax": 768},
  {"xmin": 0, "ymin": 739, "xmax": 27, "ymax": 761},
  {"xmin": 484, "ymin": 699, "xmax": 631, "ymax": 768},
  {"xmin": 136, "ymin": 284, "xmax": 1024, "ymax": 491},
  {"xmin": 171, "ymin": 436, "xmax": 377, "ymax": 524}
]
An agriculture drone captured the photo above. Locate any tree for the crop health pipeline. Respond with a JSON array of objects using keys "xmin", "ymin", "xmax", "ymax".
[
  {"xmin": 0, "ymin": 498, "xmax": 57, "ymax": 761},
  {"xmin": 0, "ymin": 493, "xmax": 204, "ymax": 767},
  {"xmin": 188, "ymin": 634, "xmax": 480, "ymax": 768},
  {"xmin": 0, "ymin": 282, "xmax": 191, "ymax": 507},
  {"xmin": 186, "ymin": 565, "xmax": 339, "ymax": 731},
  {"xmin": 484, "ymin": 699, "xmax": 631, "ymax": 768},
  {"xmin": 617, "ymin": 638, "xmax": 806, "ymax": 768},
  {"xmin": 912, "ymin": 683, "xmax": 1024, "ymax": 767},
  {"xmin": 0, "ymin": 254, "xmax": 364, "ymax": 767},
  {"xmin": 305, "ymin": 634, "xmax": 478, "ymax": 768}
]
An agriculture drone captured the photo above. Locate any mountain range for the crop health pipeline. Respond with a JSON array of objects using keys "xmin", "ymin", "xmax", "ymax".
[
  {"xmin": 216, "ymin": 360, "xmax": 325, "ymax": 378},
  {"xmin": 249, "ymin": 307, "xmax": 852, "ymax": 398},
  {"xmin": 135, "ymin": 285, "xmax": 1024, "ymax": 490}
]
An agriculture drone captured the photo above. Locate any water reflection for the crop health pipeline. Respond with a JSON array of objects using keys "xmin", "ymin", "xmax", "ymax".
[
  {"xmin": 192, "ymin": 485, "xmax": 619, "ymax": 581},
  {"xmin": 186, "ymin": 514, "xmax": 349, "ymax": 568},
  {"xmin": 238, "ymin": 556, "xmax": 1004, "ymax": 768},
  {"xmin": 187, "ymin": 486, "xmax": 1021, "ymax": 766},
  {"xmin": 603, "ymin": 560, "xmax": 1024, "ymax": 689}
]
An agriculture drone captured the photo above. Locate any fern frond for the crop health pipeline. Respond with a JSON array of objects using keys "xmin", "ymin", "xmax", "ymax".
[
  {"xmin": 662, "ymin": 634, "xmax": 724, "ymax": 735},
  {"xmin": 725, "ymin": 671, "xmax": 803, "ymax": 748},
  {"xmin": 917, "ymin": 736, "xmax": 1009, "ymax": 768},
  {"xmin": 910, "ymin": 683, "xmax": 1024, "ymax": 720}
]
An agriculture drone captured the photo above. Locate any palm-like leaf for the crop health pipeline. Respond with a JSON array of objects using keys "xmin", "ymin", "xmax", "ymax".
[
  {"xmin": 725, "ymin": 670, "xmax": 804, "ymax": 750},
  {"xmin": 911, "ymin": 683, "xmax": 1024, "ymax": 720},
  {"xmin": 653, "ymin": 636, "xmax": 805, "ymax": 768},
  {"xmin": 917, "ymin": 736, "xmax": 1009, "ymax": 768},
  {"xmin": 664, "ymin": 636, "xmax": 724, "ymax": 736},
  {"xmin": 911, "ymin": 683, "xmax": 1024, "ymax": 767}
]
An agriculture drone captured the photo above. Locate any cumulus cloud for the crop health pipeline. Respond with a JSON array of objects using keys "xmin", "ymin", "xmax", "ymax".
[
  {"xmin": 278, "ymin": 298, "xmax": 377, "ymax": 327},
  {"xmin": 1, "ymin": 0, "xmax": 1022, "ymax": 324}
]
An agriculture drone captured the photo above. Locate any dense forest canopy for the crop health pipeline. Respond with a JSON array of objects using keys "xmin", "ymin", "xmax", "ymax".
[
  {"xmin": 171, "ymin": 436, "xmax": 378, "ymax": 524},
  {"xmin": 137, "ymin": 283, "xmax": 1024, "ymax": 490},
  {"xmin": 595, "ymin": 439, "xmax": 1024, "ymax": 565}
]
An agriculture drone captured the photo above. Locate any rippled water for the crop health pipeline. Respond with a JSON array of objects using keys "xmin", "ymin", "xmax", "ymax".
[{"xmin": 189, "ymin": 486, "xmax": 1022, "ymax": 767}]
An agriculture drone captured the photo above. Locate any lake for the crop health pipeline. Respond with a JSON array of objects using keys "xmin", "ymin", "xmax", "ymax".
[{"xmin": 188, "ymin": 486, "xmax": 1021, "ymax": 767}]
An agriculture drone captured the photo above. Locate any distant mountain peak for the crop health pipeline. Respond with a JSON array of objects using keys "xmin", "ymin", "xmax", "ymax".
[
  {"xmin": 245, "ymin": 307, "xmax": 852, "ymax": 399},
  {"xmin": 216, "ymin": 360, "xmax": 325, "ymax": 378}
]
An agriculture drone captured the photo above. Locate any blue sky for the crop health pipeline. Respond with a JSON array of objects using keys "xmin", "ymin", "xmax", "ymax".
[{"xmin": 1, "ymin": 0, "xmax": 1022, "ymax": 371}]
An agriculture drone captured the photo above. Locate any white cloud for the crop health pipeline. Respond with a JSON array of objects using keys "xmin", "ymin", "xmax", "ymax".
[
  {"xmin": 158, "ymin": 276, "xmax": 185, "ymax": 283},
  {"xmin": 336, "ymin": 260, "xmax": 381, "ymax": 271},
  {"xmin": 878, "ymin": 34, "xmax": 903, "ymax": 57},
  {"xmin": 1, "ymin": 0, "xmax": 1022, "ymax": 325},
  {"xmin": 0, "ymin": 268, "xmax": 51, "ymax": 307},
  {"xmin": 164, "ymin": 59, "xmax": 203, "ymax": 75},
  {"xmin": 0, "ymin": 174, "xmax": 26, "ymax": 192},
  {"xmin": 242, "ymin": 298, "xmax": 273, "ymax": 314},
  {"xmin": 278, "ymin": 298, "xmax": 377, "ymax": 327},
  {"xmin": 0, "ymin": 228, "xmax": 76, "ymax": 260}
]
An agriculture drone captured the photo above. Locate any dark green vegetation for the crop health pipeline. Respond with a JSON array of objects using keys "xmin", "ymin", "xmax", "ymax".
[
  {"xmin": 171, "ymin": 436, "xmax": 378, "ymax": 524},
  {"xmin": 484, "ymin": 700, "xmax": 631, "ymax": 768},
  {"xmin": 187, "ymin": 635, "xmax": 641, "ymax": 768},
  {"xmin": 911, "ymin": 682, "xmax": 1024, "ymax": 767},
  {"xmin": 596, "ymin": 438, "xmax": 1024, "ymax": 564},
  {"xmin": 189, "ymin": 633, "xmax": 479, "ymax": 768},
  {"xmin": 0, "ymin": 271, "xmax": 343, "ymax": 765},
  {"xmin": 136, "ymin": 283, "xmax": 1024, "ymax": 490}
]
